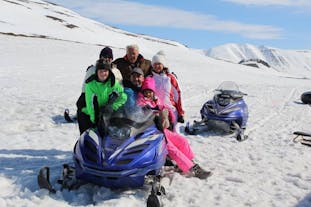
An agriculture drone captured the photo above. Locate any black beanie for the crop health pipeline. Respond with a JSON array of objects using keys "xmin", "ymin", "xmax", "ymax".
[
  {"xmin": 95, "ymin": 60, "xmax": 115, "ymax": 86},
  {"xmin": 99, "ymin": 47, "xmax": 113, "ymax": 59},
  {"xmin": 96, "ymin": 61, "xmax": 111, "ymax": 71}
]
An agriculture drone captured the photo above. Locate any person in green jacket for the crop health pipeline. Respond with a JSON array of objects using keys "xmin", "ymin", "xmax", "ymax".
[{"xmin": 78, "ymin": 60, "xmax": 127, "ymax": 134}]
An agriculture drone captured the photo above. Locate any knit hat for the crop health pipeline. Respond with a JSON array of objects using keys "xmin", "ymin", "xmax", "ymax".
[
  {"xmin": 96, "ymin": 61, "xmax": 111, "ymax": 71},
  {"xmin": 99, "ymin": 47, "xmax": 113, "ymax": 59},
  {"xmin": 131, "ymin": 67, "xmax": 144, "ymax": 76},
  {"xmin": 152, "ymin": 52, "xmax": 166, "ymax": 67},
  {"xmin": 156, "ymin": 50, "xmax": 166, "ymax": 56},
  {"xmin": 95, "ymin": 60, "xmax": 115, "ymax": 86}
]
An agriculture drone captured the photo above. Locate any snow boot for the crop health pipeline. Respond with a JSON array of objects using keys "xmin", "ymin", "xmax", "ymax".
[{"xmin": 189, "ymin": 164, "xmax": 212, "ymax": 180}]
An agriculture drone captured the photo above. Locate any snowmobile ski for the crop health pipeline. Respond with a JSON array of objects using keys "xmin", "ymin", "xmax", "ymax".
[
  {"xmin": 293, "ymin": 131, "xmax": 311, "ymax": 138},
  {"xmin": 64, "ymin": 109, "xmax": 77, "ymax": 123},
  {"xmin": 146, "ymin": 175, "xmax": 168, "ymax": 207},
  {"xmin": 37, "ymin": 166, "xmax": 56, "ymax": 193},
  {"xmin": 37, "ymin": 164, "xmax": 87, "ymax": 193},
  {"xmin": 57, "ymin": 164, "xmax": 86, "ymax": 190},
  {"xmin": 184, "ymin": 120, "xmax": 208, "ymax": 135},
  {"xmin": 185, "ymin": 120, "xmax": 248, "ymax": 141},
  {"xmin": 293, "ymin": 131, "xmax": 311, "ymax": 146}
]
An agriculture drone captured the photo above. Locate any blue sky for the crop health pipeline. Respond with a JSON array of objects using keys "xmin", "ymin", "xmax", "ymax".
[{"xmin": 49, "ymin": 0, "xmax": 311, "ymax": 50}]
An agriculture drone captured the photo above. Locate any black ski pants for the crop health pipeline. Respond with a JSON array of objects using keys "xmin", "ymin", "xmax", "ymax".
[
  {"xmin": 76, "ymin": 92, "xmax": 94, "ymax": 134},
  {"xmin": 77, "ymin": 110, "xmax": 94, "ymax": 135}
]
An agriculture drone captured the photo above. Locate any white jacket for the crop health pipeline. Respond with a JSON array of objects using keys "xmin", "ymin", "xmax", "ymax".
[{"xmin": 152, "ymin": 71, "xmax": 174, "ymax": 109}]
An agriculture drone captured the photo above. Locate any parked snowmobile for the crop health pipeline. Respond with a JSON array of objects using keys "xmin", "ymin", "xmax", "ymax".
[
  {"xmin": 185, "ymin": 81, "xmax": 248, "ymax": 141},
  {"xmin": 293, "ymin": 131, "xmax": 311, "ymax": 147},
  {"xmin": 38, "ymin": 105, "xmax": 168, "ymax": 207},
  {"xmin": 74, "ymin": 109, "xmax": 167, "ymax": 185},
  {"xmin": 301, "ymin": 91, "xmax": 311, "ymax": 104}
]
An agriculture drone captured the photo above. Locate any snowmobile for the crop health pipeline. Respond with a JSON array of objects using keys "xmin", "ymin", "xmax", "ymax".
[
  {"xmin": 301, "ymin": 91, "xmax": 311, "ymax": 104},
  {"xmin": 38, "ymin": 98, "xmax": 169, "ymax": 207},
  {"xmin": 185, "ymin": 81, "xmax": 248, "ymax": 141},
  {"xmin": 293, "ymin": 131, "xmax": 311, "ymax": 147}
]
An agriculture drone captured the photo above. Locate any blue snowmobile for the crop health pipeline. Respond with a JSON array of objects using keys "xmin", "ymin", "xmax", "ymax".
[
  {"xmin": 185, "ymin": 81, "xmax": 248, "ymax": 141},
  {"xmin": 38, "ymin": 103, "xmax": 168, "ymax": 207}
]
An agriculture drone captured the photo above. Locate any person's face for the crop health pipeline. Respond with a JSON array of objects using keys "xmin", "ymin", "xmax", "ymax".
[
  {"xmin": 143, "ymin": 89, "xmax": 154, "ymax": 99},
  {"xmin": 127, "ymin": 48, "xmax": 139, "ymax": 63},
  {"xmin": 131, "ymin": 73, "xmax": 144, "ymax": 87},
  {"xmin": 100, "ymin": 56, "xmax": 113, "ymax": 64},
  {"xmin": 153, "ymin": 62, "xmax": 164, "ymax": 73},
  {"xmin": 97, "ymin": 69, "xmax": 109, "ymax": 81}
]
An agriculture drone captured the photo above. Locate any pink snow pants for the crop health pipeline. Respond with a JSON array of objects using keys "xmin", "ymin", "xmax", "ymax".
[{"xmin": 163, "ymin": 129, "xmax": 195, "ymax": 173}]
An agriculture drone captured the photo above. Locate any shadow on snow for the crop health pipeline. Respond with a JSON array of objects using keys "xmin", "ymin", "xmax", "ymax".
[{"xmin": 0, "ymin": 148, "xmax": 147, "ymax": 205}]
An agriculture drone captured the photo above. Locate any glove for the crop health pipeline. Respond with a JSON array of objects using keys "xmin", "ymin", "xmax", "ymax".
[
  {"xmin": 160, "ymin": 109, "xmax": 170, "ymax": 129},
  {"xmin": 177, "ymin": 115, "xmax": 185, "ymax": 123},
  {"xmin": 154, "ymin": 109, "xmax": 170, "ymax": 132},
  {"xmin": 108, "ymin": 91, "xmax": 119, "ymax": 103},
  {"xmin": 142, "ymin": 105, "xmax": 151, "ymax": 111},
  {"xmin": 102, "ymin": 105, "xmax": 113, "ymax": 116}
]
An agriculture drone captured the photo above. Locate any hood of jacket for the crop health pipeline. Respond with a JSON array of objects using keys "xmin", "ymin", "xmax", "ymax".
[{"xmin": 141, "ymin": 77, "xmax": 155, "ymax": 92}]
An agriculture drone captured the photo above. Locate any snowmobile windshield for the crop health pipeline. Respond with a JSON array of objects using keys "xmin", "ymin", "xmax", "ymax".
[
  {"xmin": 216, "ymin": 81, "xmax": 240, "ymax": 92},
  {"xmin": 106, "ymin": 105, "xmax": 155, "ymax": 139},
  {"xmin": 214, "ymin": 81, "xmax": 245, "ymax": 105}
]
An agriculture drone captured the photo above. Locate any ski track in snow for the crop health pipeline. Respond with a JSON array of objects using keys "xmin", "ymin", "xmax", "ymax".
[
  {"xmin": 177, "ymin": 83, "xmax": 311, "ymax": 207},
  {"xmin": 1, "ymin": 35, "xmax": 311, "ymax": 207}
]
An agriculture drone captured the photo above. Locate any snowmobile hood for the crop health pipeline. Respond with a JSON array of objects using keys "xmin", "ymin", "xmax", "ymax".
[{"xmin": 74, "ymin": 107, "xmax": 167, "ymax": 172}]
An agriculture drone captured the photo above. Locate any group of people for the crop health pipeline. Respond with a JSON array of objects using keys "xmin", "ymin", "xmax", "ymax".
[{"xmin": 76, "ymin": 44, "xmax": 211, "ymax": 179}]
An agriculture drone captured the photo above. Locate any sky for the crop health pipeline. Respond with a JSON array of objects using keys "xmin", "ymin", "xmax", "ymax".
[{"xmin": 47, "ymin": 0, "xmax": 311, "ymax": 50}]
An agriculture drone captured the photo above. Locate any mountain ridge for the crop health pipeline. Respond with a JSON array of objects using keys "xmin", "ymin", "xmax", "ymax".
[
  {"xmin": 0, "ymin": 0, "xmax": 186, "ymax": 51},
  {"xmin": 205, "ymin": 43, "xmax": 311, "ymax": 75},
  {"xmin": 2, "ymin": 0, "xmax": 311, "ymax": 77}
]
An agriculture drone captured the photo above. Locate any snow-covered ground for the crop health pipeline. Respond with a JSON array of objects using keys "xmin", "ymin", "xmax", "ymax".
[
  {"xmin": 1, "ymin": 0, "xmax": 311, "ymax": 207},
  {"xmin": 1, "ymin": 34, "xmax": 311, "ymax": 207}
]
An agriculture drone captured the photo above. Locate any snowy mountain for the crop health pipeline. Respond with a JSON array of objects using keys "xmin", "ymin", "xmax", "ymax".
[
  {"xmin": 0, "ymin": 0, "xmax": 186, "ymax": 52},
  {"xmin": 1, "ymin": 1, "xmax": 311, "ymax": 207},
  {"xmin": 205, "ymin": 43, "xmax": 311, "ymax": 76}
]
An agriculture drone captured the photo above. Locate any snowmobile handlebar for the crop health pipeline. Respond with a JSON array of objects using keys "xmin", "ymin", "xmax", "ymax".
[{"xmin": 214, "ymin": 89, "xmax": 247, "ymax": 99}]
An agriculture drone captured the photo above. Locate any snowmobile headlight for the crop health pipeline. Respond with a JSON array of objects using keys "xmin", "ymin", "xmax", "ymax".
[
  {"xmin": 217, "ymin": 97, "xmax": 231, "ymax": 106},
  {"xmin": 107, "ymin": 126, "xmax": 131, "ymax": 140},
  {"xmin": 220, "ymin": 107, "xmax": 240, "ymax": 115}
]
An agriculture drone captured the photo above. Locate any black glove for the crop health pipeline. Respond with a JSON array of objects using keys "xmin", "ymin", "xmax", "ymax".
[
  {"xmin": 108, "ymin": 91, "xmax": 119, "ymax": 104},
  {"xmin": 154, "ymin": 115, "xmax": 164, "ymax": 132},
  {"xmin": 142, "ymin": 105, "xmax": 151, "ymax": 111},
  {"xmin": 102, "ymin": 105, "xmax": 113, "ymax": 116},
  {"xmin": 177, "ymin": 115, "xmax": 185, "ymax": 123}
]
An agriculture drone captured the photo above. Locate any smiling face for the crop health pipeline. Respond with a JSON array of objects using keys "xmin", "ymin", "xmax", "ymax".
[
  {"xmin": 100, "ymin": 56, "xmax": 113, "ymax": 64},
  {"xmin": 143, "ymin": 89, "xmax": 154, "ymax": 99},
  {"xmin": 127, "ymin": 47, "xmax": 139, "ymax": 63},
  {"xmin": 152, "ymin": 62, "xmax": 164, "ymax": 73},
  {"xmin": 131, "ymin": 72, "xmax": 144, "ymax": 87},
  {"xmin": 97, "ymin": 69, "xmax": 109, "ymax": 82}
]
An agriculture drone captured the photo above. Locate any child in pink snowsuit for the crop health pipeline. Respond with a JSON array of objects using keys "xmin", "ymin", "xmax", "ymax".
[
  {"xmin": 137, "ymin": 76, "xmax": 176, "ymax": 128},
  {"xmin": 137, "ymin": 77, "xmax": 211, "ymax": 178}
]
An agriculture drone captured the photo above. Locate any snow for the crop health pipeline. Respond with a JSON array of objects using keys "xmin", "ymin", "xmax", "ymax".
[
  {"xmin": 1, "ymin": 0, "xmax": 311, "ymax": 207},
  {"xmin": 206, "ymin": 43, "xmax": 311, "ymax": 76}
]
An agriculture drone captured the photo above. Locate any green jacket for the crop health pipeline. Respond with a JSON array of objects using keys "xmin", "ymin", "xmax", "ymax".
[{"xmin": 82, "ymin": 78, "xmax": 127, "ymax": 123}]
